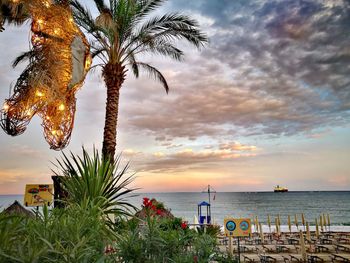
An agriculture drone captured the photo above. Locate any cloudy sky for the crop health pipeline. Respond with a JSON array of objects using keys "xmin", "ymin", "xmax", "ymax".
[{"xmin": 0, "ymin": 0, "xmax": 349, "ymax": 194}]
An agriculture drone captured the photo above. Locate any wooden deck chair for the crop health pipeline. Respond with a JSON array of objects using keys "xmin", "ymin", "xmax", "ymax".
[
  {"xmin": 285, "ymin": 254, "xmax": 304, "ymax": 262},
  {"xmin": 242, "ymin": 254, "xmax": 260, "ymax": 262},
  {"xmin": 331, "ymin": 253, "xmax": 350, "ymax": 262},
  {"xmin": 336, "ymin": 244, "xmax": 350, "ymax": 252},
  {"xmin": 259, "ymin": 253, "xmax": 285, "ymax": 262},
  {"xmin": 262, "ymin": 244, "xmax": 278, "ymax": 253}
]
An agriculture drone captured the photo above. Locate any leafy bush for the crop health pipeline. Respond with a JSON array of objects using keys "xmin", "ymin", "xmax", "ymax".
[
  {"xmin": 0, "ymin": 204, "xmax": 116, "ymax": 263},
  {"xmin": 0, "ymin": 150, "xmax": 227, "ymax": 262},
  {"xmin": 114, "ymin": 199, "xmax": 219, "ymax": 263}
]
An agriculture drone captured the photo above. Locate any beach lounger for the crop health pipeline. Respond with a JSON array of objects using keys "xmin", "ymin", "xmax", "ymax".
[
  {"xmin": 217, "ymin": 235, "xmax": 228, "ymax": 245},
  {"xmin": 240, "ymin": 245, "xmax": 259, "ymax": 253},
  {"xmin": 337, "ymin": 237, "xmax": 350, "ymax": 244},
  {"xmin": 276, "ymin": 244, "xmax": 297, "ymax": 253},
  {"xmin": 259, "ymin": 254, "xmax": 285, "ymax": 262},
  {"xmin": 305, "ymin": 238, "xmax": 316, "ymax": 244},
  {"xmin": 262, "ymin": 244, "xmax": 279, "ymax": 253},
  {"xmin": 287, "ymin": 238, "xmax": 300, "ymax": 245},
  {"xmin": 336, "ymin": 244, "xmax": 350, "ymax": 252},
  {"xmin": 307, "ymin": 253, "xmax": 332, "ymax": 262},
  {"xmin": 331, "ymin": 253, "xmax": 350, "ymax": 262},
  {"xmin": 242, "ymin": 254, "xmax": 260, "ymax": 262},
  {"xmin": 315, "ymin": 244, "xmax": 335, "ymax": 253},
  {"xmin": 320, "ymin": 237, "xmax": 334, "ymax": 244},
  {"xmin": 284, "ymin": 254, "xmax": 304, "ymax": 262}
]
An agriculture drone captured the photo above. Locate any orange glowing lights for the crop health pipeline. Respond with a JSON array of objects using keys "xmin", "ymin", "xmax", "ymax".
[{"xmin": 0, "ymin": 0, "xmax": 91, "ymax": 150}]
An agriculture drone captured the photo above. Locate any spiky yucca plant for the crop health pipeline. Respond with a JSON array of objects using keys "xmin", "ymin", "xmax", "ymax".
[{"xmin": 53, "ymin": 148, "xmax": 137, "ymax": 223}]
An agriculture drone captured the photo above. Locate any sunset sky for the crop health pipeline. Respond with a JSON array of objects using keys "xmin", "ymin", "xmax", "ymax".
[{"xmin": 0, "ymin": 0, "xmax": 349, "ymax": 194}]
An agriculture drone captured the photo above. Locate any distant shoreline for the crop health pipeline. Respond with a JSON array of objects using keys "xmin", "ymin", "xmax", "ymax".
[{"xmin": 1, "ymin": 190, "xmax": 350, "ymax": 196}]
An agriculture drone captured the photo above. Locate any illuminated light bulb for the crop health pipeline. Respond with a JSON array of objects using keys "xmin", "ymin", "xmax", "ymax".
[
  {"xmin": 85, "ymin": 55, "xmax": 92, "ymax": 70},
  {"xmin": 54, "ymin": 29, "xmax": 60, "ymax": 35},
  {"xmin": 69, "ymin": 18, "xmax": 74, "ymax": 23},
  {"xmin": 46, "ymin": 116, "xmax": 50, "ymax": 120},
  {"xmin": 35, "ymin": 90, "xmax": 44, "ymax": 97},
  {"xmin": 3, "ymin": 102, "xmax": 9, "ymax": 111},
  {"xmin": 26, "ymin": 109, "xmax": 33, "ymax": 116},
  {"xmin": 52, "ymin": 130, "xmax": 63, "ymax": 136},
  {"xmin": 58, "ymin": 104, "xmax": 65, "ymax": 111},
  {"xmin": 37, "ymin": 19, "xmax": 44, "ymax": 25},
  {"xmin": 31, "ymin": 34, "xmax": 44, "ymax": 44},
  {"xmin": 44, "ymin": 1, "xmax": 50, "ymax": 8}
]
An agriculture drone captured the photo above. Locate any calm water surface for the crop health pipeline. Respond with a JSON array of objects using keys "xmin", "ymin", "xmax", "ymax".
[{"xmin": 1, "ymin": 191, "xmax": 349, "ymax": 226}]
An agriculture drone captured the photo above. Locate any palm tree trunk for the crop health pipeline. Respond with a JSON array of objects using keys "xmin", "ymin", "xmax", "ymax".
[{"xmin": 102, "ymin": 63, "xmax": 125, "ymax": 160}]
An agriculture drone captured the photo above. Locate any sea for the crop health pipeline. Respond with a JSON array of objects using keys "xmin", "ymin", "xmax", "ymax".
[{"xmin": 1, "ymin": 191, "xmax": 350, "ymax": 231}]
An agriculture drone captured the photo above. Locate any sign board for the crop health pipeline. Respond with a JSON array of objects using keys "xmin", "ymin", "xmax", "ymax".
[
  {"xmin": 24, "ymin": 184, "xmax": 53, "ymax": 207},
  {"xmin": 224, "ymin": 218, "xmax": 251, "ymax": 237}
]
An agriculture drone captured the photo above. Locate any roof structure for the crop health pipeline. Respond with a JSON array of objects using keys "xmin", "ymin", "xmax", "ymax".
[{"xmin": 2, "ymin": 200, "xmax": 34, "ymax": 217}]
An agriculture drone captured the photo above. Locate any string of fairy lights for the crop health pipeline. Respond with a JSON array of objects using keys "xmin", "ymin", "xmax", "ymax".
[{"xmin": 0, "ymin": 0, "xmax": 91, "ymax": 150}]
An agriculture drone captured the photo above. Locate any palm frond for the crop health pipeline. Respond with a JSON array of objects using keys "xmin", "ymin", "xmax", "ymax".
[
  {"xmin": 70, "ymin": 0, "xmax": 96, "ymax": 34},
  {"xmin": 136, "ymin": 62, "xmax": 169, "ymax": 93},
  {"xmin": 12, "ymin": 50, "xmax": 38, "ymax": 68},
  {"xmin": 135, "ymin": 39, "xmax": 184, "ymax": 61},
  {"xmin": 134, "ymin": 0, "xmax": 166, "ymax": 21},
  {"xmin": 138, "ymin": 13, "xmax": 208, "ymax": 47},
  {"xmin": 128, "ymin": 52, "xmax": 139, "ymax": 78},
  {"xmin": 93, "ymin": 0, "xmax": 108, "ymax": 13},
  {"xmin": 122, "ymin": 13, "xmax": 207, "ymax": 59},
  {"xmin": 139, "ymin": 13, "xmax": 199, "ymax": 34}
]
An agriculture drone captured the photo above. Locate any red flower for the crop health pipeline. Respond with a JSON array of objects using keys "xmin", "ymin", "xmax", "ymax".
[
  {"xmin": 143, "ymin": 197, "xmax": 150, "ymax": 206},
  {"xmin": 143, "ymin": 197, "xmax": 154, "ymax": 208},
  {"xmin": 193, "ymin": 255, "xmax": 198, "ymax": 263},
  {"xmin": 181, "ymin": 222, "xmax": 188, "ymax": 229},
  {"xmin": 156, "ymin": 209, "xmax": 162, "ymax": 215},
  {"xmin": 104, "ymin": 245, "xmax": 115, "ymax": 254}
]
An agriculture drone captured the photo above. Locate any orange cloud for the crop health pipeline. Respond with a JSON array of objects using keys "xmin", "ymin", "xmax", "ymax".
[
  {"xmin": 174, "ymin": 148, "xmax": 256, "ymax": 159},
  {"xmin": 219, "ymin": 142, "xmax": 258, "ymax": 151},
  {"xmin": 0, "ymin": 169, "xmax": 52, "ymax": 195}
]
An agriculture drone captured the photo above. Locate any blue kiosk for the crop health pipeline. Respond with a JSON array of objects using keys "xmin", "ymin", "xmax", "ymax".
[{"xmin": 198, "ymin": 201, "xmax": 211, "ymax": 225}]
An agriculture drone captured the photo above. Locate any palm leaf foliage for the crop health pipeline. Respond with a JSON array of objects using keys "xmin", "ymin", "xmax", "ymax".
[{"xmin": 69, "ymin": 0, "xmax": 208, "ymax": 159}]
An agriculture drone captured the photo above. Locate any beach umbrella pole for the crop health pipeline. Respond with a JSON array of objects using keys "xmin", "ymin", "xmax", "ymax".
[{"xmin": 237, "ymin": 237, "xmax": 241, "ymax": 263}]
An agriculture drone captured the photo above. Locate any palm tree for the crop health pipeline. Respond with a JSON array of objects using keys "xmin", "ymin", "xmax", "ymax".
[{"xmin": 70, "ymin": 0, "xmax": 208, "ymax": 160}]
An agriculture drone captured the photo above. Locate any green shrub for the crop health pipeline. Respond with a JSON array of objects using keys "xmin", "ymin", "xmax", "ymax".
[
  {"xmin": 0, "ymin": 204, "xmax": 116, "ymax": 263},
  {"xmin": 0, "ymin": 149, "xmax": 226, "ymax": 262}
]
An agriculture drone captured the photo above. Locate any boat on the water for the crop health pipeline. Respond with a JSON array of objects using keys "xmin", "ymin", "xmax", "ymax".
[{"xmin": 274, "ymin": 185, "xmax": 288, "ymax": 192}]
